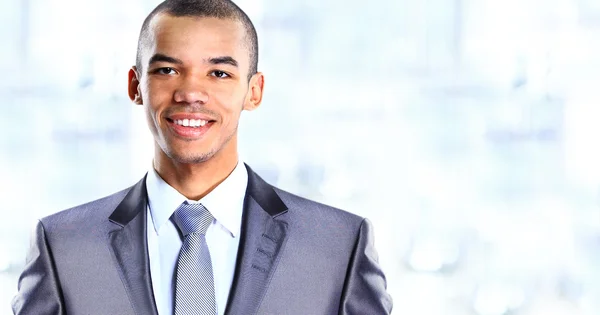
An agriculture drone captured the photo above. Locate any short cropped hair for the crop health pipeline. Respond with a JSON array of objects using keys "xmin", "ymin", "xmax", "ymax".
[{"xmin": 136, "ymin": 0, "xmax": 258, "ymax": 81}]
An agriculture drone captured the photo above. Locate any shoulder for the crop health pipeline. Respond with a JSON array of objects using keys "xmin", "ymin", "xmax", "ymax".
[
  {"xmin": 246, "ymin": 164, "xmax": 364, "ymax": 228},
  {"xmin": 272, "ymin": 186, "xmax": 365, "ymax": 231},
  {"xmin": 266, "ymin": 185, "xmax": 373, "ymax": 270},
  {"xmin": 39, "ymin": 185, "xmax": 132, "ymax": 233}
]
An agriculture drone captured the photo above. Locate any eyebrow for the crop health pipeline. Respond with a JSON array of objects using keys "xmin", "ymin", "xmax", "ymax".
[
  {"xmin": 148, "ymin": 53, "xmax": 183, "ymax": 66},
  {"xmin": 208, "ymin": 56, "xmax": 238, "ymax": 68},
  {"xmin": 147, "ymin": 54, "xmax": 239, "ymax": 68}
]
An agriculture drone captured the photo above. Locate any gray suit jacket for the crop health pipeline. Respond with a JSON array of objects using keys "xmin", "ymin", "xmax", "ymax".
[{"xmin": 12, "ymin": 165, "xmax": 392, "ymax": 314}]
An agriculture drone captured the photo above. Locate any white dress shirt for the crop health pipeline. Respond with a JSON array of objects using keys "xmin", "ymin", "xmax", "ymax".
[{"xmin": 146, "ymin": 161, "xmax": 248, "ymax": 315}]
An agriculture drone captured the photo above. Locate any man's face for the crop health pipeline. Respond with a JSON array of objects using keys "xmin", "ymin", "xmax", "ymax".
[{"xmin": 129, "ymin": 14, "xmax": 263, "ymax": 165}]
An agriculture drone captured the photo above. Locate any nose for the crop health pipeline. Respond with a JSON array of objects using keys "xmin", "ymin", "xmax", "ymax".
[{"xmin": 173, "ymin": 75, "xmax": 209, "ymax": 105}]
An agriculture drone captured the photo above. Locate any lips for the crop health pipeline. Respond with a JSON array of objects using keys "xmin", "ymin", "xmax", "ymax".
[
  {"xmin": 165, "ymin": 115, "xmax": 216, "ymax": 139},
  {"xmin": 167, "ymin": 112, "xmax": 215, "ymax": 122},
  {"xmin": 171, "ymin": 118, "xmax": 208, "ymax": 128}
]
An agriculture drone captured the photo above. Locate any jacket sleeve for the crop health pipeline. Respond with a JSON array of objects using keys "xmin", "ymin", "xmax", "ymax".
[
  {"xmin": 12, "ymin": 220, "xmax": 66, "ymax": 315},
  {"xmin": 339, "ymin": 218, "xmax": 393, "ymax": 315}
]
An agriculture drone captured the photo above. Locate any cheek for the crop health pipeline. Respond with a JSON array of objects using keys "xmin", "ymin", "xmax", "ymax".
[
  {"xmin": 144, "ymin": 82, "xmax": 174, "ymax": 121},
  {"xmin": 226, "ymin": 91, "xmax": 249, "ymax": 115},
  {"xmin": 145, "ymin": 81, "xmax": 173, "ymax": 103}
]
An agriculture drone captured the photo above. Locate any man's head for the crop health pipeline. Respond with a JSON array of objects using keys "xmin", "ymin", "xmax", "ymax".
[
  {"xmin": 136, "ymin": 0, "xmax": 258, "ymax": 81},
  {"xmin": 128, "ymin": 0, "xmax": 264, "ymax": 167}
]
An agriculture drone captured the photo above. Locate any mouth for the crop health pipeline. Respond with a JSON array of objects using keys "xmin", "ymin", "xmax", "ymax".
[
  {"xmin": 165, "ymin": 117, "xmax": 216, "ymax": 139},
  {"xmin": 166, "ymin": 117, "xmax": 210, "ymax": 128}
]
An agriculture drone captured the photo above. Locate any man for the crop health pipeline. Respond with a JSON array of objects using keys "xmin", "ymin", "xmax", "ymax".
[{"xmin": 12, "ymin": 0, "xmax": 393, "ymax": 314}]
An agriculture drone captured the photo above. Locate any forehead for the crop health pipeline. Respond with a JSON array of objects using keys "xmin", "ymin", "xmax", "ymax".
[{"xmin": 143, "ymin": 14, "xmax": 248, "ymax": 66}]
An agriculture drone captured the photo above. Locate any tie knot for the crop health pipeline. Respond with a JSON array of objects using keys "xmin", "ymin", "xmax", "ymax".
[{"xmin": 172, "ymin": 202, "xmax": 213, "ymax": 236}]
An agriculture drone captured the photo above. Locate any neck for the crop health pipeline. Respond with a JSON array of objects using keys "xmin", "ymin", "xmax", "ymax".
[{"xmin": 153, "ymin": 147, "xmax": 239, "ymax": 201}]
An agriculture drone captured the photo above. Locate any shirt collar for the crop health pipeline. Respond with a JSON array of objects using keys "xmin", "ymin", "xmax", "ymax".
[{"xmin": 145, "ymin": 161, "xmax": 248, "ymax": 237}]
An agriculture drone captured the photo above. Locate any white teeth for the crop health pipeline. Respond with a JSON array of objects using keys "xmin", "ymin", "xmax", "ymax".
[{"xmin": 174, "ymin": 119, "xmax": 208, "ymax": 128}]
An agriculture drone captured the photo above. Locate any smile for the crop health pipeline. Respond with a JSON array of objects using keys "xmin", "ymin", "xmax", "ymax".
[
  {"xmin": 165, "ymin": 117, "xmax": 214, "ymax": 139},
  {"xmin": 173, "ymin": 118, "xmax": 208, "ymax": 128}
]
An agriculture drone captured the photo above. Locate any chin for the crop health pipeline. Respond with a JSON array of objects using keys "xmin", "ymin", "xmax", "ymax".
[
  {"xmin": 169, "ymin": 151, "xmax": 214, "ymax": 164},
  {"xmin": 159, "ymin": 139, "xmax": 213, "ymax": 163}
]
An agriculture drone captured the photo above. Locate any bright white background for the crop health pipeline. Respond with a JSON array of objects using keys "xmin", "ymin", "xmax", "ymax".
[{"xmin": 2, "ymin": 0, "xmax": 600, "ymax": 314}]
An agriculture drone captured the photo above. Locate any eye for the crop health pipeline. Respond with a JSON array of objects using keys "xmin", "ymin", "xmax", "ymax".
[
  {"xmin": 154, "ymin": 67, "xmax": 177, "ymax": 75},
  {"xmin": 211, "ymin": 70, "xmax": 230, "ymax": 78}
]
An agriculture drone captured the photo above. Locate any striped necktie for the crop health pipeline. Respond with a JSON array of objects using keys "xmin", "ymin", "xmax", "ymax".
[{"xmin": 172, "ymin": 202, "xmax": 217, "ymax": 315}]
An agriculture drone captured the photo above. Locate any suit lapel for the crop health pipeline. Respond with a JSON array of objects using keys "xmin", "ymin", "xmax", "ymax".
[
  {"xmin": 224, "ymin": 165, "xmax": 289, "ymax": 315},
  {"xmin": 107, "ymin": 176, "xmax": 159, "ymax": 315},
  {"xmin": 104, "ymin": 165, "xmax": 287, "ymax": 315}
]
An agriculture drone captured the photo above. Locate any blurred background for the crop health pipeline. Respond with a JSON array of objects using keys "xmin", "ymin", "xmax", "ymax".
[{"xmin": 2, "ymin": 0, "xmax": 600, "ymax": 314}]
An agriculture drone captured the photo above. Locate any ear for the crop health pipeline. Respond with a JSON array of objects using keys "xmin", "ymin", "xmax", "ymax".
[
  {"xmin": 243, "ymin": 72, "xmax": 264, "ymax": 111},
  {"xmin": 128, "ymin": 67, "xmax": 143, "ymax": 105}
]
